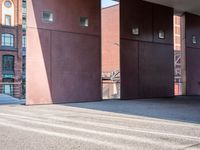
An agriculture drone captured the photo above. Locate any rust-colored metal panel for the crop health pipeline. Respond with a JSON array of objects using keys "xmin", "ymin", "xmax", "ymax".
[
  {"xmin": 185, "ymin": 13, "xmax": 200, "ymax": 49},
  {"xmin": 120, "ymin": 0, "xmax": 174, "ymax": 99},
  {"xmin": 27, "ymin": 0, "xmax": 100, "ymax": 36},
  {"xmin": 120, "ymin": 39, "xmax": 139, "ymax": 99},
  {"xmin": 139, "ymin": 42, "xmax": 174, "ymax": 98},
  {"xmin": 153, "ymin": 4, "xmax": 173, "ymax": 44},
  {"xmin": 185, "ymin": 13, "xmax": 200, "ymax": 95},
  {"xmin": 120, "ymin": 0, "xmax": 153, "ymax": 42},
  {"xmin": 186, "ymin": 48, "xmax": 200, "ymax": 95},
  {"xmin": 27, "ymin": 0, "xmax": 101, "ymax": 104},
  {"xmin": 51, "ymin": 31, "xmax": 101, "ymax": 103}
]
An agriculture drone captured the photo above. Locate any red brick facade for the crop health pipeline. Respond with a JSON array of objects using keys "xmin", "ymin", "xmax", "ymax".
[
  {"xmin": 102, "ymin": 5, "xmax": 119, "ymax": 73},
  {"xmin": 0, "ymin": 0, "xmax": 22, "ymax": 98},
  {"xmin": 101, "ymin": 5, "xmax": 120, "ymax": 99}
]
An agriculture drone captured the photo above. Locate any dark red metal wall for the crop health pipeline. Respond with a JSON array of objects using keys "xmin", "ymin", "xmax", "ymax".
[
  {"xmin": 27, "ymin": 0, "xmax": 101, "ymax": 104},
  {"xmin": 186, "ymin": 13, "xmax": 200, "ymax": 95},
  {"xmin": 120, "ymin": 0, "xmax": 174, "ymax": 99}
]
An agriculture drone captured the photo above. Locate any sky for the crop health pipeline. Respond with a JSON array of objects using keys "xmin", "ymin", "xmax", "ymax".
[{"xmin": 101, "ymin": 0, "xmax": 119, "ymax": 8}]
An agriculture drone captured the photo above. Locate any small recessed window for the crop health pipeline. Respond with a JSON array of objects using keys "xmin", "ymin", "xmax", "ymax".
[
  {"xmin": 80, "ymin": 17, "xmax": 89, "ymax": 27},
  {"xmin": 132, "ymin": 26, "xmax": 139, "ymax": 35},
  {"xmin": 43, "ymin": 11, "xmax": 54, "ymax": 23},
  {"xmin": 158, "ymin": 30, "xmax": 165, "ymax": 39},
  {"xmin": 192, "ymin": 36, "xmax": 197, "ymax": 44}
]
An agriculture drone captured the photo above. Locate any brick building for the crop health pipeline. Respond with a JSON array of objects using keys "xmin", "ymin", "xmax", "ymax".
[
  {"xmin": 0, "ymin": 0, "xmax": 24, "ymax": 98},
  {"xmin": 101, "ymin": 4, "xmax": 120, "ymax": 99},
  {"xmin": 102, "ymin": 4, "xmax": 119, "ymax": 74},
  {"xmin": 174, "ymin": 15, "xmax": 183, "ymax": 95}
]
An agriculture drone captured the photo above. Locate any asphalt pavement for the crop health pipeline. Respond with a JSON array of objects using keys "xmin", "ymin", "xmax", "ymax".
[
  {"xmin": 0, "ymin": 94, "xmax": 25, "ymax": 105},
  {"xmin": 0, "ymin": 96, "xmax": 199, "ymax": 150}
]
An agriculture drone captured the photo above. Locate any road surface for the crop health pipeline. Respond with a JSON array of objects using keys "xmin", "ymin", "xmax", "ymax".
[{"xmin": 0, "ymin": 97, "xmax": 200, "ymax": 150}]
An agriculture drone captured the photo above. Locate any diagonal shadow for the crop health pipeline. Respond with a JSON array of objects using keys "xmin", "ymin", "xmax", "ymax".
[{"xmin": 64, "ymin": 96, "xmax": 200, "ymax": 124}]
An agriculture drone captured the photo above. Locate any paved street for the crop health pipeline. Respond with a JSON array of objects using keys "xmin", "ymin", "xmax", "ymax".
[
  {"xmin": 0, "ymin": 94, "xmax": 25, "ymax": 105},
  {"xmin": 0, "ymin": 96, "xmax": 200, "ymax": 150}
]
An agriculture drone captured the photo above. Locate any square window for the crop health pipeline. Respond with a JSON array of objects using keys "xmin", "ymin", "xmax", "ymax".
[
  {"xmin": 43, "ymin": 11, "xmax": 54, "ymax": 23},
  {"xmin": 192, "ymin": 36, "xmax": 197, "ymax": 44},
  {"xmin": 80, "ymin": 17, "xmax": 89, "ymax": 27},
  {"xmin": 158, "ymin": 30, "xmax": 165, "ymax": 39},
  {"xmin": 132, "ymin": 26, "xmax": 139, "ymax": 35}
]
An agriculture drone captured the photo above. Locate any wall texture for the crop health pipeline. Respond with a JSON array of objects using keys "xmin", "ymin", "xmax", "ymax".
[
  {"xmin": 185, "ymin": 13, "xmax": 200, "ymax": 95},
  {"xmin": 120, "ymin": 0, "xmax": 174, "ymax": 99},
  {"xmin": 27, "ymin": 0, "xmax": 101, "ymax": 104}
]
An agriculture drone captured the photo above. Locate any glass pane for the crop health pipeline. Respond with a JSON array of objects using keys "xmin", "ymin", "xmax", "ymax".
[
  {"xmin": 80, "ymin": 17, "xmax": 89, "ymax": 27},
  {"xmin": 5, "ymin": 16, "xmax": 11, "ymax": 26}
]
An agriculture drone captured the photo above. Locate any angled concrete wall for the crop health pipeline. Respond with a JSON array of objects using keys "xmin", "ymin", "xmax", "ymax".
[
  {"xmin": 120, "ymin": 0, "xmax": 174, "ymax": 99},
  {"xmin": 27, "ymin": 0, "xmax": 101, "ymax": 104},
  {"xmin": 185, "ymin": 13, "xmax": 200, "ymax": 95}
]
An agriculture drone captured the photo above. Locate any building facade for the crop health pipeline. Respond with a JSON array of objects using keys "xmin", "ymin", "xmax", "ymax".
[
  {"xmin": 102, "ymin": 5, "xmax": 184, "ymax": 97},
  {"xmin": 26, "ymin": 0, "xmax": 200, "ymax": 105},
  {"xmin": 101, "ymin": 4, "xmax": 120, "ymax": 99},
  {"xmin": 22, "ymin": 0, "xmax": 26, "ymax": 98},
  {"xmin": 0, "ymin": 0, "xmax": 23, "ymax": 98}
]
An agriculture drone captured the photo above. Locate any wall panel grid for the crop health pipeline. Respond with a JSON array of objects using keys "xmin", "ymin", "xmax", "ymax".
[{"xmin": 120, "ymin": 0, "xmax": 174, "ymax": 99}]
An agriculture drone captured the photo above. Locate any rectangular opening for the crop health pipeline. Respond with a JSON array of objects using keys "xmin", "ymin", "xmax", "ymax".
[
  {"xmin": 80, "ymin": 17, "xmax": 89, "ymax": 27},
  {"xmin": 173, "ymin": 14, "xmax": 186, "ymax": 96},
  {"xmin": 101, "ymin": 0, "xmax": 120, "ymax": 100},
  {"xmin": 43, "ymin": 11, "xmax": 54, "ymax": 23}
]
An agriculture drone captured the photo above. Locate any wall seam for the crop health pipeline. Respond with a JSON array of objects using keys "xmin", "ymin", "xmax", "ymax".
[
  {"xmin": 50, "ymin": 30, "xmax": 52, "ymax": 101},
  {"xmin": 27, "ymin": 27, "xmax": 100, "ymax": 37}
]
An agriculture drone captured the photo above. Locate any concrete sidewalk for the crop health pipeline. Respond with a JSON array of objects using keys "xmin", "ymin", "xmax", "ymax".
[{"xmin": 0, "ymin": 94, "xmax": 25, "ymax": 105}]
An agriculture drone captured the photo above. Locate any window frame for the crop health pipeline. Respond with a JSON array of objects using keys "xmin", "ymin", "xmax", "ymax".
[
  {"xmin": 5, "ymin": 14, "xmax": 11, "ymax": 26},
  {"xmin": 80, "ymin": 17, "xmax": 89, "ymax": 27},
  {"xmin": 22, "ymin": 35, "xmax": 26, "ymax": 48},
  {"xmin": 42, "ymin": 11, "xmax": 54, "ymax": 23},
  {"xmin": 1, "ymin": 33, "xmax": 14, "ymax": 47},
  {"xmin": 2, "ymin": 55, "xmax": 15, "ymax": 74}
]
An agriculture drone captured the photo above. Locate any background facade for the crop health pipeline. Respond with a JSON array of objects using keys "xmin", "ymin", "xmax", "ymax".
[
  {"xmin": 101, "ymin": 4, "xmax": 120, "ymax": 99},
  {"xmin": 0, "ymin": 0, "xmax": 23, "ymax": 98}
]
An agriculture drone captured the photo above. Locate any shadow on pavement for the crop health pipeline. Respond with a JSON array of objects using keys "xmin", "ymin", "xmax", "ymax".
[
  {"xmin": 0, "ymin": 94, "xmax": 25, "ymax": 105},
  {"xmin": 65, "ymin": 96, "xmax": 200, "ymax": 124}
]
